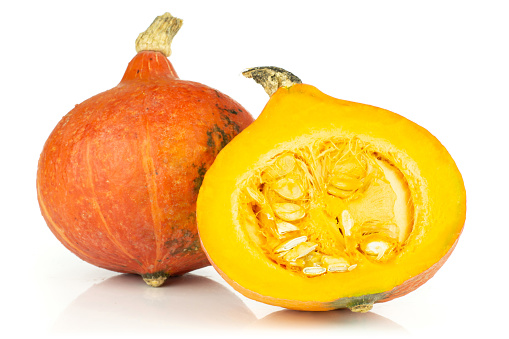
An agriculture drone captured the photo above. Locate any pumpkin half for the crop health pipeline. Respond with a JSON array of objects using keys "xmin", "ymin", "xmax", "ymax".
[
  {"xmin": 36, "ymin": 13, "xmax": 253, "ymax": 286},
  {"xmin": 197, "ymin": 67, "xmax": 466, "ymax": 312}
]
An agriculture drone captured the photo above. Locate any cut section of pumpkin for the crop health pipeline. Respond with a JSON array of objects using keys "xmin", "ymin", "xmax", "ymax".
[{"xmin": 197, "ymin": 67, "xmax": 466, "ymax": 312}]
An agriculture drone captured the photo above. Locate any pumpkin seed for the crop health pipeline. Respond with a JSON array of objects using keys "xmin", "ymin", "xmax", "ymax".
[
  {"xmin": 302, "ymin": 266, "xmax": 327, "ymax": 277},
  {"xmin": 303, "ymin": 251, "xmax": 323, "ymax": 266},
  {"xmin": 341, "ymin": 210, "xmax": 354, "ymax": 236},
  {"xmin": 363, "ymin": 240, "xmax": 390, "ymax": 261},
  {"xmin": 328, "ymin": 265, "xmax": 349, "ymax": 272},
  {"xmin": 283, "ymin": 242, "xmax": 318, "ymax": 262},
  {"xmin": 329, "ymin": 175, "xmax": 362, "ymax": 191},
  {"xmin": 272, "ymin": 203, "xmax": 306, "ymax": 221},
  {"xmin": 272, "ymin": 177, "xmax": 304, "ymax": 200},
  {"xmin": 273, "ymin": 235, "xmax": 307, "ymax": 253},
  {"xmin": 333, "ymin": 158, "xmax": 367, "ymax": 179},
  {"xmin": 322, "ymin": 255, "xmax": 350, "ymax": 272},
  {"xmin": 246, "ymin": 186, "xmax": 265, "ymax": 205},
  {"xmin": 264, "ymin": 153, "xmax": 296, "ymax": 179},
  {"xmin": 276, "ymin": 220, "xmax": 300, "ymax": 235},
  {"xmin": 327, "ymin": 185, "xmax": 354, "ymax": 199},
  {"xmin": 322, "ymin": 255, "xmax": 348, "ymax": 266},
  {"xmin": 287, "ymin": 258, "xmax": 306, "ymax": 268}
]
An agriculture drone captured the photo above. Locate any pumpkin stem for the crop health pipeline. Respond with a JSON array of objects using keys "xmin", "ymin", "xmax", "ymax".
[
  {"xmin": 242, "ymin": 66, "xmax": 302, "ymax": 96},
  {"xmin": 142, "ymin": 271, "xmax": 169, "ymax": 287},
  {"xmin": 135, "ymin": 12, "xmax": 183, "ymax": 57},
  {"xmin": 348, "ymin": 303, "xmax": 374, "ymax": 313}
]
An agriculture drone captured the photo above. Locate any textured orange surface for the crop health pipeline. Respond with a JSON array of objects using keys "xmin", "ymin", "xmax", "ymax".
[{"xmin": 37, "ymin": 51, "xmax": 253, "ymax": 277}]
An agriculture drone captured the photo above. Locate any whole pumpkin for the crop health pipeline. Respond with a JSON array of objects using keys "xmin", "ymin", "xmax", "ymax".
[
  {"xmin": 197, "ymin": 67, "xmax": 466, "ymax": 311},
  {"xmin": 36, "ymin": 13, "xmax": 253, "ymax": 286}
]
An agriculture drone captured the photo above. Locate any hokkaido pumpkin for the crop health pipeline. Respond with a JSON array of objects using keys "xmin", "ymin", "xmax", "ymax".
[
  {"xmin": 36, "ymin": 13, "xmax": 253, "ymax": 286},
  {"xmin": 197, "ymin": 67, "xmax": 466, "ymax": 311}
]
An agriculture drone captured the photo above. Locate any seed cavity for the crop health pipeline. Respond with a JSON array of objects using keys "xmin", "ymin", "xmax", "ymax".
[{"xmin": 240, "ymin": 137, "xmax": 412, "ymax": 277}]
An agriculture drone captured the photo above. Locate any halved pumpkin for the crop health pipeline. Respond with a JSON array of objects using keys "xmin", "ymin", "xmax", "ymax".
[{"xmin": 197, "ymin": 67, "xmax": 466, "ymax": 312}]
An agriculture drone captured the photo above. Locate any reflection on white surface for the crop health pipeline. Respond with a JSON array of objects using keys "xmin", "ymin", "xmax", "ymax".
[
  {"xmin": 51, "ymin": 270, "xmax": 408, "ymax": 336},
  {"xmin": 253, "ymin": 308, "xmax": 408, "ymax": 334},
  {"xmin": 52, "ymin": 273, "xmax": 257, "ymax": 334}
]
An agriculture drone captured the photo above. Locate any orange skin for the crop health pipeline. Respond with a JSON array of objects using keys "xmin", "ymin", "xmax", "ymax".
[{"xmin": 37, "ymin": 51, "xmax": 253, "ymax": 280}]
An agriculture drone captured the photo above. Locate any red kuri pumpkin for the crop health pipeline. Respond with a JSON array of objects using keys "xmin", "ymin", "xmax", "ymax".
[{"xmin": 36, "ymin": 13, "xmax": 254, "ymax": 286}]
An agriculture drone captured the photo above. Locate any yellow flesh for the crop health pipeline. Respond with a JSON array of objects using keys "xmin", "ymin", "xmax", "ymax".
[{"xmin": 239, "ymin": 137, "xmax": 414, "ymax": 278}]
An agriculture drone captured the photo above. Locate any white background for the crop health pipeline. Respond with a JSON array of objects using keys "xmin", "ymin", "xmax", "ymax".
[{"xmin": 2, "ymin": 1, "xmax": 507, "ymax": 337}]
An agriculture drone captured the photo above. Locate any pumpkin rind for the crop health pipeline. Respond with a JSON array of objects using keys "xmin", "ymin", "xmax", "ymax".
[
  {"xmin": 36, "ymin": 13, "xmax": 254, "ymax": 285},
  {"xmin": 197, "ymin": 76, "xmax": 465, "ymax": 310}
]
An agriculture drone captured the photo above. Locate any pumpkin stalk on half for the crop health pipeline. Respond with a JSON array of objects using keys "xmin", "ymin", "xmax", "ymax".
[
  {"xmin": 197, "ymin": 66, "xmax": 466, "ymax": 311},
  {"xmin": 36, "ymin": 13, "xmax": 254, "ymax": 286}
]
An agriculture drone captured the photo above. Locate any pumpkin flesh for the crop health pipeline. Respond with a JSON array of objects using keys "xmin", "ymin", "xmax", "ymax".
[{"xmin": 197, "ymin": 83, "xmax": 465, "ymax": 311}]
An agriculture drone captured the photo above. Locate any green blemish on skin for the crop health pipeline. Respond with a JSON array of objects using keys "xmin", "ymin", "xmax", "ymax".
[
  {"xmin": 215, "ymin": 102, "xmax": 242, "ymax": 115},
  {"xmin": 164, "ymin": 231, "xmax": 201, "ymax": 257},
  {"xmin": 221, "ymin": 115, "xmax": 241, "ymax": 133},
  {"xmin": 326, "ymin": 292, "xmax": 385, "ymax": 312},
  {"xmin": 206, "ymin": 130, "xmax": 215, "ymax": 148},
  {"xmin": 206, "ymin": 124, "xmax": 233, "ymax": 152},
  {"xmin": 193, "ymin": 164, "xmax": 208, "ymax": 194}
]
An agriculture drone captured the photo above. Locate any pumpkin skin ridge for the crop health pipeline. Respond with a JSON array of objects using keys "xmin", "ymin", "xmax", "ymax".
[
  {"xmin": 197, "ymin": 82, "xmax": 465, "ymax": 309},
  {"xmin": 37, "ymin": 47, "xmax": 254, "ymax": 280},
  {"xmin": 86, "ymin": 137, "xmax": 148, "ymax": 268}
]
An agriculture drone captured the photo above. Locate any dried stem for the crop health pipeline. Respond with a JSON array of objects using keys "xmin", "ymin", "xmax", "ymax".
[
  {"xmin": 135, "ymin": 12, "xmax": 183, "ymax": 57},
  {"xmin": 142, "ymin": 271, "xmax": 168, "ymax": 287},
  {"xmin": 242, "ymin": 66, "xmax": 302, "ymax": 96}
]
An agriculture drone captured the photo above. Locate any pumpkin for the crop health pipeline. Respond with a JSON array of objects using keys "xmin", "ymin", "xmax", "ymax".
[
  {"xmin": 36, "ymin": 13, "xmax": 254, "ymax": 286},
  {"xmin": 197, "ymin": 66, "xmax": 466, "ymax": 311}
]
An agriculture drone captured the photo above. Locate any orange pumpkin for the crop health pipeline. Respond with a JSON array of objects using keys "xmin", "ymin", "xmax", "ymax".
[
  {"xmin": 36, "ymin": 13, "xmax": 253, "ymax": 286},
  {"xmin": 197, "ymin": 67, "xmax": 466, "ymax": 311}
]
